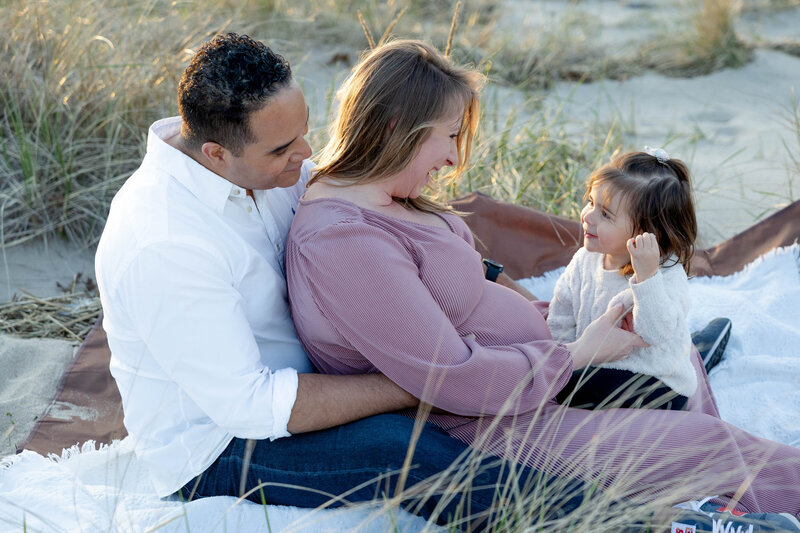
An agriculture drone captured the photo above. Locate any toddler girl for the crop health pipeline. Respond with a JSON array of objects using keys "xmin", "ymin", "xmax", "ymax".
[{"xmin": 548, "ymin": 148, "xmax": 698, "ymax": 410}]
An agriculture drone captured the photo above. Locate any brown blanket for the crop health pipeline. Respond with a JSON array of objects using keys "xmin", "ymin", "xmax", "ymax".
[{"xmin": 20, "ymin": 193, "xmax": 800, "ymax": 456}]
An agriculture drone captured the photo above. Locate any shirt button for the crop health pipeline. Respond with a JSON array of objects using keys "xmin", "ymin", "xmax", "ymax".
[
  {"xmin": 277, "ymin": 244, "xmax": 281, "ymax": 251},
  {"xmin": 233, "ymin": 189, "xmax": 241, "ymax": 195},
  {"xmin": 247, "ymin": 206, "xmax": 252, "ymax": 213}
]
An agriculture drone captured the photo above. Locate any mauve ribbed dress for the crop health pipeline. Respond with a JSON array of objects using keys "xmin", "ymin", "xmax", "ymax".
[{"xmin": 286, "ymin": 197, "xmax": 800, "ymax": 516}]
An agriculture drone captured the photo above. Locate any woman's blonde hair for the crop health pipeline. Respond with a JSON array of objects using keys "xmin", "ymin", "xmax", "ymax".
[{"xmin": 310, "ymin": 39, "xmax": 484, "ymax": 213}]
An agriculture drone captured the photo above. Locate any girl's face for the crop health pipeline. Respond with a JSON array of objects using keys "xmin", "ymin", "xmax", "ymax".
[
  {"xmin": 580, "ymin": 182, "xmax": 634, "ymax": 269},
  {"xmin": 388, "ymin": 112, "xmax": 462, "ymax": 199}
]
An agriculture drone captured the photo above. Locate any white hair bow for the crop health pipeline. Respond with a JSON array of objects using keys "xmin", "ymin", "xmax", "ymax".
[{"xmin": 644, "ymin": 146, "xmax": 670, "ymax": 163}]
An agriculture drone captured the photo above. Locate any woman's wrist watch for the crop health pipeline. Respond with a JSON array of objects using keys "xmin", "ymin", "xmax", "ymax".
[{"xmin": 482, "ymin": 258, "xmax": 504, "ymax": 282}]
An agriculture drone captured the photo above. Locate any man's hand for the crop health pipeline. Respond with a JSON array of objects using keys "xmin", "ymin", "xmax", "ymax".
[
  {"xmin": 567, "ymin": 304, "xmax": 649, "ymax": 369},
  {"xmin": 627, "ymin": 232, "xmax": 660, "ymax": 282},
  {"xmin": 497, "ymin": 272, "xmax": 538, "ymax": 301}
]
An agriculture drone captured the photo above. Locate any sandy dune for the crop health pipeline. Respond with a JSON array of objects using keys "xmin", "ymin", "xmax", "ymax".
[{"xmin": 544, "ymin": 48, "xmax": 800, "ymax": 247}]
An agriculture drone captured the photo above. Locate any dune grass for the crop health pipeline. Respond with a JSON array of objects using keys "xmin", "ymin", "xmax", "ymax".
[
  {"xmin": 0, "ymin": 282, "xmax": 100, "ymax": 342},
  {"xmin": 0, "ymin": 0, "xmax": 205, "ymax": 246},
  {"xmin": 673, "ymin": 0, "xmax": 752, "ymax": 75},
  {"xmin": 452, "ymin": 93, "xmax": 624, "ymax": 218},
  {"xmin": 780, "ymin": 97, "xmax": 800, "ymax": 202},
  {"xmin": 628, "ymin": 0, "xmax": 751, "ymax": 77},
  {"xmin": 0, "ymin": 0, "xmax": 773, "ymax": 249}
]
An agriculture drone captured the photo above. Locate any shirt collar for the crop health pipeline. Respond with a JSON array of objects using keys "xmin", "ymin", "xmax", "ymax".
[{"xmin": 143, "ymin": 116, "xmax": 240, "ymax": 215}]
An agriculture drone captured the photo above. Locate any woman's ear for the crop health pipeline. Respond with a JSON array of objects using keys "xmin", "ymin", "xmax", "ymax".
[{"xmin": 382, "ymin": 118, "xmax": 398, "ymax": 142}]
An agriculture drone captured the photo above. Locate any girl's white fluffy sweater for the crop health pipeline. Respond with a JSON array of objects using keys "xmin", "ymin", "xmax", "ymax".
[{"xmin": 547, "ymin": 247, "xmax": 697, "ymax": 397}]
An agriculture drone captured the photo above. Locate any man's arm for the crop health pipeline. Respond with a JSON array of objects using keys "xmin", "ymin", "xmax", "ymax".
[
  {"xmin": 480, "ymin": 256, "xmax": 538, "ymax": 300},
  {"xmin": 288, "ymin": 268, "xmax": 538, "ymax": 434},
  {"xmin": 496, "ymin": 272, "xmax": 538, "ymax": 301},
  {"xmin": 287, "ymin": 373, "xmax": 418, "ymax": 434}
]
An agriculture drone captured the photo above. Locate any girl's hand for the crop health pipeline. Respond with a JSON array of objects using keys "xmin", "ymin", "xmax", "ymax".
[
  {"xmin": 566, "ymin": 304, "xmax": 649, "ymax": 369},
  {"xmin": 627, "ymin": 232, "xmax": 660, "ymax": 282},
  {"xmin": 620, "ymin": 310, "xmax": 634, "ymax": 332}
]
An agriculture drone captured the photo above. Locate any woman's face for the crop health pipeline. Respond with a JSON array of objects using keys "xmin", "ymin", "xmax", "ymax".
[{"xmin": 388, "ymin": 112, "xmax": 462, "ymax": 199}]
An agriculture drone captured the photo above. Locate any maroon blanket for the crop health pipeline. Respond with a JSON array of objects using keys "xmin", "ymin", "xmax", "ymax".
[{"xmin": 20, "ymin": 193, "xmax": 800, "ymax": 455}]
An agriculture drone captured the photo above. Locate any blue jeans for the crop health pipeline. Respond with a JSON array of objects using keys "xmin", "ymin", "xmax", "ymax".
[{"xmin": 179, "ymin": 413, "xmax": 587, "ymax": 529}]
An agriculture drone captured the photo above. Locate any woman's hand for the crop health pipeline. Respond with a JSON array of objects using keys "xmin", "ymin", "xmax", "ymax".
[
  {"xmin": 566, "ymin": 304, "xmax": 649, "ymax": 369},
  {"xmin": 627, "ymin": 232, "xmax": 660, "ymax": 282}
]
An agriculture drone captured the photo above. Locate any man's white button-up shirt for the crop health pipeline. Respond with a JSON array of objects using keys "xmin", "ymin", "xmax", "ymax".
[{"xmin": 95, "ymin": 117, "xmax": 314, "ymax": 497}]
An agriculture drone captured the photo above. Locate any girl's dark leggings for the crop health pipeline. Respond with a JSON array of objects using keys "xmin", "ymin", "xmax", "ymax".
[{"xmin": 555, "ymin": 367, "xmax": 689, "ymax": 411}]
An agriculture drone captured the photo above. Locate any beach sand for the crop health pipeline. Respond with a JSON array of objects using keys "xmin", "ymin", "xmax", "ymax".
[
  {"xmin": 0, "ymin": 240, "xmax": 97, "ymax": 456},
  {"xmin": 544, "ymin": 48, "xmax": 800, "ymax": 248},
  {"xmin": 0, "ymin": 336, "xmax": 75, "ymax": 457},
  {"xmin": 2, "ymin": 0, "xmax": 799, "ymax": 460}
]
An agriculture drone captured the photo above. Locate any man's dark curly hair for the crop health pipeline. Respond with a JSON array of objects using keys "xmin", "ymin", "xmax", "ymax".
[{"xmin": 178, "ymin": 33, "xmax": 292, "ymax": 156}]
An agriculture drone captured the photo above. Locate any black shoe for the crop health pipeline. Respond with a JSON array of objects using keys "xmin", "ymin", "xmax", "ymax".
[{"xmin": 692, "ymin": 318, "xmax": 732, "ymax": 373}]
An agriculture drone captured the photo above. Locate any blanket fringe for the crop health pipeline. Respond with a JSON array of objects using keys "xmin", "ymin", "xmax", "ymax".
[
  {"xmin": 1, "ymin": 438, "xmax": 128, "ymax": 472},
  {"xmin": 0, "ymin": 451, "xmax": 25, "ymax": 471},
  {"xmin": 47, "ymin": 438, "xmax": 128, "ymax": 463},
  {"xmin": 796, "ymin": 240, "xmax": 799, "ymax": 277},
  {"xmin": 698, "ymin": 242, "xmax": 799, "ymax": 281}
]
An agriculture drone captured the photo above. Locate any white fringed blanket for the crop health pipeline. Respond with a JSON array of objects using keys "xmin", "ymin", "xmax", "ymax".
[
  {"xmin": 1, "ymin": 245, "xmax": 798, "ymax": 532},
  {"xmin": 0, "ymin": 437, "xmax": 431, "ymax": 531},
  {"xmin": 518, "ymin": 243, "xmax": 800, "ymax": 447}
]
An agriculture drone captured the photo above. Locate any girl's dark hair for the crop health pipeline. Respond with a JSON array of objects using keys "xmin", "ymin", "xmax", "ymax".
[
  {"xmin": 586, "ymin": 151, "xmax": 698, "ymax": 276},
  {"xmin": 177, "ymin": 33, "xmax": 292, "ymax": 156}
]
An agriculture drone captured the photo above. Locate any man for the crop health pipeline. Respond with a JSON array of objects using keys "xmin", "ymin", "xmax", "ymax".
[{"xmin": 95, "ymin": 32, "xmax": 587, "ymax": 527}]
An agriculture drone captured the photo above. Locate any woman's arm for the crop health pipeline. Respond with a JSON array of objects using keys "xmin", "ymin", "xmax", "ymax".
[
  {"xmin": 566, "ymin": 304, "xmax": 647, "ymax": 369},
  {"xmin": 290, "ymin": 222, "xmax": 570, "ymax": 417}
]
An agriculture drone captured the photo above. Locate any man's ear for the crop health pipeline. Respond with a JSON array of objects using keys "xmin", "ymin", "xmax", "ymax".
[{"xmin": 199, "ymin": 141, "xmax": 229, "ymax": 170}]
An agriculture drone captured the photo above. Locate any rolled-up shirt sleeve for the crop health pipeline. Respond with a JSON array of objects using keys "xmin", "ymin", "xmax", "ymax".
[
  {"xmin": 118, "ymin": 239, "xmax": 297, "ymax": 439},
  {"xmin": 270, "ymin": 367, "xmax": 297, "ymax": 438}
]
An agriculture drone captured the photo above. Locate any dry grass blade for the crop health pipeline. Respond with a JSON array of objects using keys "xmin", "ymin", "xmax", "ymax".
[
  {"xmin": 378, "ymin": 6, "xmax": 407, "ymax": 47},
  {"xmin": 0, "ymin": 290, "xmax": 100, "ymax": 342},
  {"xmin": 445, "ymin": 1, "xmax": 461, "ymax": 58},
  {"xmin": 357, "ymin": 11, "xmax": 376, "ymax": 50},
  {"xmin": 769, "ymin": 39, "xmax": 800, "ymax": 58}
]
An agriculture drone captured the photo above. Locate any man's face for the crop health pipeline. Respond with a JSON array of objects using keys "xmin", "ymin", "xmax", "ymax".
[{"xmin": 223, "ymin": 80, "xmax": 312, "ymax": 190}]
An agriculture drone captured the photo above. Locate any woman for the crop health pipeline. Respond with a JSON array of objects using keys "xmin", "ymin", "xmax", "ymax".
[{"xmin": 286, "ymin": 39, "xmax": 800, "ymax": 517}]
